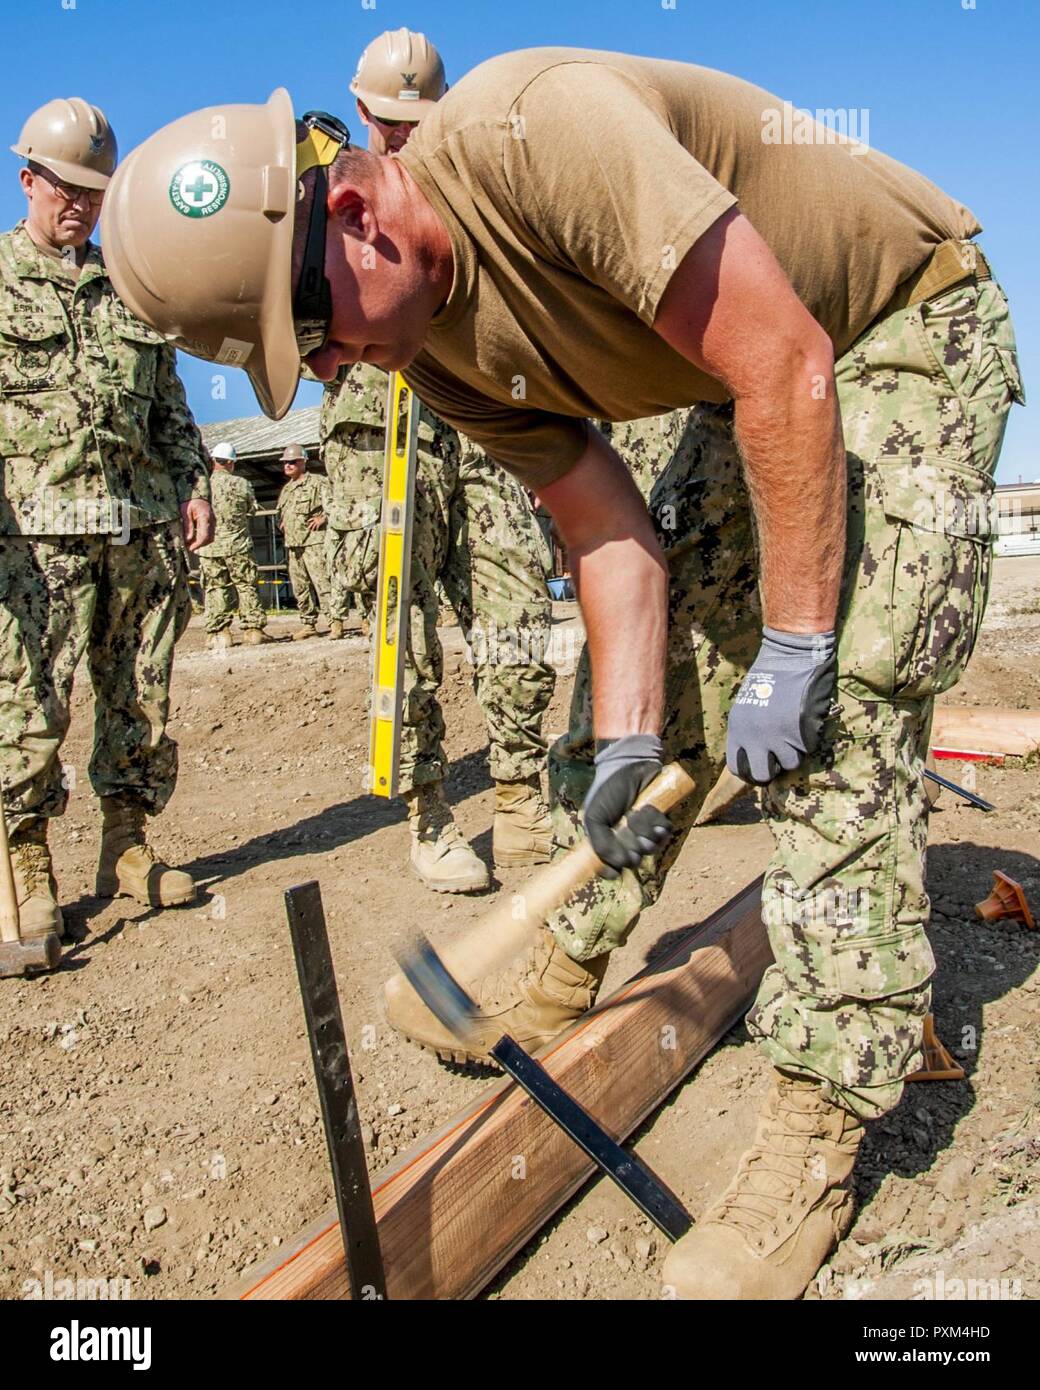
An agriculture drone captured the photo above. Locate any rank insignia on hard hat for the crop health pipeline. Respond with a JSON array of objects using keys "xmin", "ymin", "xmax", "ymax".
[{"xmin": 89, "ymin": 133, "xmax": 105, "ymax": 154}]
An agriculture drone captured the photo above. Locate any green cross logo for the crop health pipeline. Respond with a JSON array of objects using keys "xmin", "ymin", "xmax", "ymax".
[{"xmin": 169, "ymin": 160, "xmax": 230, "ymax": 218}]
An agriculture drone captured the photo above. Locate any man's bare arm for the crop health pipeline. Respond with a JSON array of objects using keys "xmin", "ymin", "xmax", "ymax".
[
  {"xmin": 538, "ymin": 428, "xmax": 668, "ymax": 739},
  {"xmin": 654, "ymin": 207, "xmax": 846, "ymax": 633}
]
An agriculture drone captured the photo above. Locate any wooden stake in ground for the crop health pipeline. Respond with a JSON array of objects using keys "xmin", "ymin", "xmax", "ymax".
[{"xmin": 230, "ymin": 877, "xmax": 771, "ymax": 1301}]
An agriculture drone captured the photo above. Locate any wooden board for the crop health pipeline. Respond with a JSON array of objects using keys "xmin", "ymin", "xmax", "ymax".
[
  {"xmin": 932, "ymin": 706, "xmax": 1040, "ymax": 758},
  {"xmin": 230, "ymin": 877, "xmax": 770, "ymax": 1301}
]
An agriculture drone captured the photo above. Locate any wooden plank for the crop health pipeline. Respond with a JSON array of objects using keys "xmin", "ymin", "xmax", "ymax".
[
  {"xmin": 230, "ymin": 877, "xmax": 770, "ymax": 1301},
  {"xmin": 932, "ymin": 706, "xmax": 1040, "ymax": 758}
]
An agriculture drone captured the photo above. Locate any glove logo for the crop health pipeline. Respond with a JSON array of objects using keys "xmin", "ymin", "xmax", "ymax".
[
  {"xmin": 169, "ymin": 160, "xmax": 231, "ymax": 219},
  {"xmin": 737, "ymin": 674, "xmax": 775, "ymax": 707},
  {"xmin": 752, "ymin": 678, "xmax": 774, "ymax": 704}
]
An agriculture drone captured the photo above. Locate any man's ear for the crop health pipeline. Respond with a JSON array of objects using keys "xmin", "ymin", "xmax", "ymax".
[
  {"xmin": 18, "ymin": 167, "xmax": 33, "ymax": 198},
  {"xmin": 328, "ymin": 182, "xmax": 378, "ymax": 244}
]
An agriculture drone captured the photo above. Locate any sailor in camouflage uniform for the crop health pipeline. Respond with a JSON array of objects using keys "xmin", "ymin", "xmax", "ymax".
[
  {"xmin": 274, "ymin": 442, "xmax": 331, "ymax": 640},
  {"xmin": 197, "ymin": 441, "xmax": 272, "ymax": 649},
  {"xmin": 320, "ymin": 29, "xmax": 556, "ymax": 895},
  {"xmin": 0, "ymin": 99, "xmax": 213, "ymax": 959}
]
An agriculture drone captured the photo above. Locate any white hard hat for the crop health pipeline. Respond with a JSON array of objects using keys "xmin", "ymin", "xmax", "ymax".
[{"xmin": 210, "ymin": 441, "xmax": 237, "ymax": 462}]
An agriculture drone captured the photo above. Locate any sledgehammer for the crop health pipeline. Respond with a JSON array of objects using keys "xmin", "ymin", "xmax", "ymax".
[
  {"xmin": 0, "ymin": 809, "xmax": 61, "ymax": 978},
  {"xmin": 395, "ymin": 761, "xmax": 698, "ymax": 1012}
]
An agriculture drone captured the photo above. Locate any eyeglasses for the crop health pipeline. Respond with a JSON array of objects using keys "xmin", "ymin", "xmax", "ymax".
[
  {"xmin": 373, "ymin": 115, "xmax": 418, "ymax": 131},
  {"xmin": 28, "ymin": 162, "xmax": 104, "ymax": 207},
  {"xmin": 293, "ymin": 110, "xmax": 351, "ymax": 358}
]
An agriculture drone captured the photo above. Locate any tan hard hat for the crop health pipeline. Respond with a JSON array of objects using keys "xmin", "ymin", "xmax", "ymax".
[
  {"xmin": 101, "ymin": 89, "xmax": 304, "ymax": 419},
  {"xmin": 281, "ymin": 442, "xmax": 307, "ymax": 462},
  {"xmin": 350, "ymin": 28, "xmax": 446, "ymax": 121},
  {"xmin": 11, "ymin": 97, "xmax": 117, "ymax": 190}
]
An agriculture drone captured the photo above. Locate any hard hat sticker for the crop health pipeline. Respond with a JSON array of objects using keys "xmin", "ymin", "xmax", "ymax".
[{"xmin": 169, "ymin": 160, "xmax": 230, "ymax": 218}]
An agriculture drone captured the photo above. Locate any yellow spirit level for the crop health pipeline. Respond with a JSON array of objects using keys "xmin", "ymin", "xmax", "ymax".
[{"xmin": 367, "ymin": 371, "xmax": 418, "ymax": 798}]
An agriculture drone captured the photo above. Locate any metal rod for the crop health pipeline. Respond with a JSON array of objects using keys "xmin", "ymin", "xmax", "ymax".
[
  {"xmin": 285, "ymin": 881, "xmax": 386, "ymax": 1299},
  {"xmin": 489, "ymin": 1034, "xmax": 693, "ymax": 1242},
  {"xmin": 924, "ymin": 767, "xmax": 995, "ymax": 811}
]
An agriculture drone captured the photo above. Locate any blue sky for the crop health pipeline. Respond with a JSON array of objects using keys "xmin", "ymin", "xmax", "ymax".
[{"xmin": 4, "ymin": 0, "xmax": 1035, "ymax": 481}]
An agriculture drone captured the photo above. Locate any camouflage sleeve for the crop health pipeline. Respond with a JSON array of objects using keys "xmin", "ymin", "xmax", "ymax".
[
  {"xmin": 149, "ymin": 345, "xmax": 210, "ymax": 505},
  {"xmin": 245, "ymin": 479, "xmax": 258, "ymax": 516}
]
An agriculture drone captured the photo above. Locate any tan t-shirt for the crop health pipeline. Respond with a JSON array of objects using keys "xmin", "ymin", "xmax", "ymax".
[{"xmin": 399, "ymin": 48, "xmax": 980, "ymax": 489}]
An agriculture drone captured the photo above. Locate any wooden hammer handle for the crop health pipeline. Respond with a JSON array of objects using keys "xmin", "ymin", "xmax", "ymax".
[
  {"xmin": 447, "ymin": 763, "xmax": 697, "ymax": 983},
  {"xmin": 0, "ymin": 807, "xmax": 21, "ymax": 944}
]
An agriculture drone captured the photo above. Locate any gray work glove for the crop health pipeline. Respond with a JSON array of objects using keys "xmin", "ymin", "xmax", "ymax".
[
  {"xmin": 583, "ymin": 734, "xmax": 673, "ymax": 879},
  {"xmin": 726, "ymin": 628, "xmax": 837, "ymax": 785}
]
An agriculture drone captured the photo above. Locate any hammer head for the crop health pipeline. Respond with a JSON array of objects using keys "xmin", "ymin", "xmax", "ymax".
[
  {"xmin": 0, "ymin": 933, "xmax": 61, "ymax": 978},
  {"xmin": 393, "ymin": 936, "xmax": 486, "ymax": 1047}
]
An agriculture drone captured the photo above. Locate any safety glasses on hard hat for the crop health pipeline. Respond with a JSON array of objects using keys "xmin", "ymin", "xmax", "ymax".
[{"xmin": 292, "ymin": 110, "xmax": 351, "ymax": 358}]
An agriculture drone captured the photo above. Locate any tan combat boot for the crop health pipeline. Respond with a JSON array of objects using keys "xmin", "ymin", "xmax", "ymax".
[
  {"xmin": 405, "ymin": 783, "xmax": 489, "ymax": 894},
  {"xmin": 492, "ymin": 775, "xmax": 553, "ymax": 868},
  {"xmin": 384, "ymin": 926, "xmax": 608, "ymax": 1064},
  {"xmin": 96, "ymin": 799, "xmax": 196, "ymax": 908},
  {"xmin": 241, "ymin": 628, "xmax": 275, "ymax": 646},
  {"xmin": 328, "ymin": 619, "xmax": 345, "ymax": 640},
  {"xmin": 207, "ymin": 631, "xmax": 232, "ymax": 653},
  {"xmin": 661, "ymin": 1070, "xmax": 864, "ymax": 1300},
  {"xmin": 292, "ymin": 625, "xmax": 317, "ymax": 641},
  {"xmin": 9, "ymin": 821, "xmax": 63, "ymax": 941}
]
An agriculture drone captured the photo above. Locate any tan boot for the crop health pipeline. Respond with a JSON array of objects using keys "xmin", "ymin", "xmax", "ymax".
[
  {"xmin": 96, "ymin": 799, "xmax": 196, "ymax": 908},
  {"xmin": 405, "ymin": 783, "xmax": 489, "ymax": 894},
  {"xmin": 493, "ymin": 776, "xmax": 553, "ymax": 868},
  {"xmin": 9, "ymin": 822, "xmax": 63, "ymax": 941},
  {"xmin": 661, "ymin": 1071, "xmax": 864, "ymax": 1300},
  {"xmin": 384, "ymin": 926, "xmax": 608, "ymax": 1064},
  {"xmin": 292, "ymin": 625, "xmax": 317, "ymax": 641},
  {"xmin": 328, "ymin": 619, "xmax": 345, "ymax": 640},
  {"xmin": 207, "ymin": 631, "xmax": 232, "ymax": 653},
  {"xmin": 241, "ymin": 628, "xmax": 275, "ymax": 646}
]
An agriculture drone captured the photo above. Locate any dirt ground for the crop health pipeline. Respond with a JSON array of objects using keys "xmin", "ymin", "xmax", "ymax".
[{"xmin": 1, "ymin": 557, "xmax": 1037, "ymax": 1303}]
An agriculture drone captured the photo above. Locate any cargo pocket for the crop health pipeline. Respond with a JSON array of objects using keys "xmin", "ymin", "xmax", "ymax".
[
  {"xmin": 106, "ymin": 315, "xmax": 164, "ymax": 397},
  {"xmin": 764, "ymin": 874, "xmax": 935, "ymax": 1003},
  {"xmin": 997, "ymin": 345, "xmax": 1026, "ymax": 406},
  {"xmin": 873, "ymin": 456, "xmax": 993, "ymax": 701},
  {"xmin": 342, "ymin": 524, "xmax": 379, "ymax": 594},
  {"xmin": 832, "ymin": 924, "xmax": 935, "ymax": 1000}
]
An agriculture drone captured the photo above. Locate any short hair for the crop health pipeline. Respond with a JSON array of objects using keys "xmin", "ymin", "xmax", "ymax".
[{"xmin": 290, "ymin": 141, "xmax": 381, "ymax": 297}]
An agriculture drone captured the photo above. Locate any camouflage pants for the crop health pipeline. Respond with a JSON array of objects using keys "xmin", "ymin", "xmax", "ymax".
[
  {"xmin": 549, "ymin": 276, "xmax": 1023, "ymax": 1121},
  {"xmin": 0, "ymin": 523, "xmax": 191, "ymax": 833},
  {"xmin": 324, "ymin": 526, "xmax": 359, "ymax": 624},
  {"xmin": 286, "ymin": 543, "xmax": 331, "ymax": 627},
  {"xmin": 331, "ymin": 426, "xmax": 555, "ymax": 788},
  {"xmin": 199, "ymin": 552, "xmax": 267, "ymax": 633}
]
